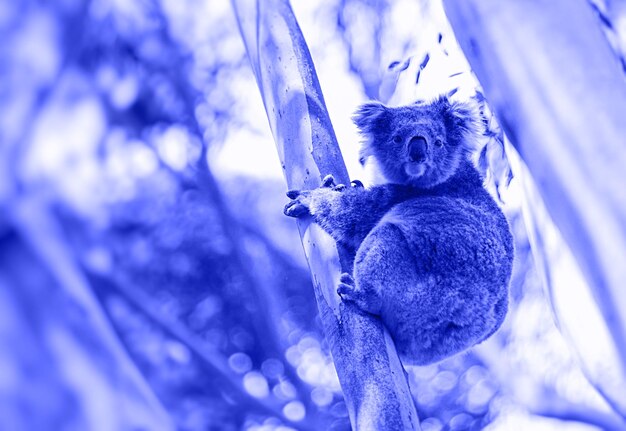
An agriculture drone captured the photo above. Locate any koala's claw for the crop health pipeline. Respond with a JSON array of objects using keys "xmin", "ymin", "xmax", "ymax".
[
  {"xmin": 286, "ymin": 189, "xmax": 301, "ymax": 199},
  {"xmin": 337, "ymin": 272, "xmax": 356, "ymax": 297},
  {"xmin": 332, "ymin": 184, "xmax": 347, "ymax": 192},
  {"xmin": 351, "ymin": 180, "xmax": 364, "ymax": 188},
  {"xmin": 340, "ymin": 273, "xmax": 355, "ymax": 285},
  {"xmin": 338, "ymin": 273, "xmax": 380, "ymax": 314},
  {"xmin": 337, "ymin": 283, "xmax": 354, "ymax": 297},
  {"xmin": 321, "ymin": 174, "xmax": 336, "ymax": 188},
  {"xmin": 283, "ymin": 200, "xmax": 310, "ymax": 217}
]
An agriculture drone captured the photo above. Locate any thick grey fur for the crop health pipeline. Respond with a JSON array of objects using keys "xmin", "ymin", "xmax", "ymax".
[{"xmin": 284, "ymin": 96, "xmax": 514, "ymax": 365}]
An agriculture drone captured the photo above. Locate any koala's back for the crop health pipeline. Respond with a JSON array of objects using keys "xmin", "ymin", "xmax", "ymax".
[{"xmin": 355, "ymin": 183, "xmax": 513, "ymax": 365}]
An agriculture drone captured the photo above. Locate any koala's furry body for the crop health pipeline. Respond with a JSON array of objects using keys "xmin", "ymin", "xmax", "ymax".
[{"xmin": 284, "ymin": 96, "xmax": 514, "ymax": 365}]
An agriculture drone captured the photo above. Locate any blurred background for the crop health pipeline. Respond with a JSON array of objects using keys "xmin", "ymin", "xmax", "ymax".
[{"xmin": 2, "ymin": 0, "xmax": 626, "ymax": 430}]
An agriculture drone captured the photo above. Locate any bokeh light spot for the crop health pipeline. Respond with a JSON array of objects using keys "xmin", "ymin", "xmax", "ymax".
[
  {"xmin": 282, "ymin": 400, "xmax": 305, "ymax": 422},
  {"xmin": 228, "ymin": 352, "xmax": 252, "ymax": 374},
  {"xmin": 243, "ymin": 371, "xmax": 269, "ymax": 398}
]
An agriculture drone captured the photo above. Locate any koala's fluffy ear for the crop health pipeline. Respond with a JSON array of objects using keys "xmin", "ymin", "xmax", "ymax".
[
  {"xmin": 442, "ymin": 97, "xmax": 483, "ymax": 148},
  {"xmin": 352, "ymin": 102, "xmax": 389, "ymax": 135}
]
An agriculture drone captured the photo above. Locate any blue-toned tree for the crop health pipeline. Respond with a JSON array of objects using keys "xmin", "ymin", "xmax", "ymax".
[{"xmin": 231, "ymin": 0, "xmax": 421, "ymax": 429}]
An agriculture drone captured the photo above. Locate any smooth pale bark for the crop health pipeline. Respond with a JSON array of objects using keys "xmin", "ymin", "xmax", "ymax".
[
  {"xmin": 443, "ymin": 0, "xmax": 626, "ymax": 417},
  {"xmin": 231, "ymin": 0, "xmax": 420, "ymax": 429}
]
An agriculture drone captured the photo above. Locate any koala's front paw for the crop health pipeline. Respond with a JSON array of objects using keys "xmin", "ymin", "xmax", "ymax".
[
  {"xmin": 284, "ymin": 176, "xmax": 341, "ymax": 218},
  {"xmin": 284, "ymin": 190, "xmax": 312, "ymax": 218}
]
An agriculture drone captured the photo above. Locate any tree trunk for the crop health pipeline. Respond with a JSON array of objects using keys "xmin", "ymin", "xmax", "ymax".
[
  {"xmin": 231, "ymin": 0, "xmax": 420, "ymax": 429},
  {"xmin": 443, "ymin": 0, "xmax": 626, "ymax": 417}
]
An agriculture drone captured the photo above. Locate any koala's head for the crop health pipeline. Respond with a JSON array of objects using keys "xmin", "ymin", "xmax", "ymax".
[{"xmin": 353, "ymin": 96, "xmax": 482, "ymax": 188}]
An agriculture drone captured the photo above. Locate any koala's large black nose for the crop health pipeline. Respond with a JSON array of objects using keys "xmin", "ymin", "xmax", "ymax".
[{"xmin": 408, "ymin": 136, "xmax": 428, "ymax": 162}]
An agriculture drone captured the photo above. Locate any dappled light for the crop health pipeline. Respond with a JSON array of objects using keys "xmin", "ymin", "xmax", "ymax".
[{"xmin": 2, "ymin": 0, "xmax": 626, "ymax": 430}]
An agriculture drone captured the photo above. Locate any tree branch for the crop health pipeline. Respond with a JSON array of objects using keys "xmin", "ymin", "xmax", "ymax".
[
  {"xmin": 8, "ymin": 197, "xmax": 173, "ymax": 430},
  {"xmin": 87, "ymin": 271, "xmax": 317, "ymax": 431}
]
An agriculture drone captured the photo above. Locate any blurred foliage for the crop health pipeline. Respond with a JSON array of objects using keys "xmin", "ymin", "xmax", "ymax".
[{"xmin": 1, "ymin": 0, "xmax": 624, "ymax": 430}]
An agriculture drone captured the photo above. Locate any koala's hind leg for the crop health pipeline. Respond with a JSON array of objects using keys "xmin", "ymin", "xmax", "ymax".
[
  {"xmin": 338, "ymin": 222, "xmax": 408, "ymax": 316},
  {"xmin": 349, "ymin": 222, "xmax": 420, "ymax": 319}
]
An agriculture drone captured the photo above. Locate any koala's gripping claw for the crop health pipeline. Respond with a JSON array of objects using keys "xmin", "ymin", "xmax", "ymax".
[
  {"xmin": 321, "ymin": 174, "xmax": 336, "ymax": 188},
  {"xmin": 330, "ymin": 179, "xmax": 363, "ymax": 192},
  {"xmin": 286, "ymin": 190, "xmax": 300, "ymax": 199},
  {"xmin": 322, "ymin": 173, "xmax": 353, "ymax": 192},
  {"xmin": 338, "ymin": 273, "xmax": 363, "ymax": 305},
  {"xmin": 337, "ymin": 273, "xmax": 356, "ymax": 297},
  {"xmin": 351, "ymin": 180, "xmax": 364, "ymax": 188},
  {"xmin": 338, "ymin": 272, "xmax": 380, "ymax": 315}
]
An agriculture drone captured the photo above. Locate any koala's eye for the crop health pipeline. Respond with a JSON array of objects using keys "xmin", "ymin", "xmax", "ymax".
[
  {"xmin": 393, "ymin": 135, "xmax": 403, "ymax": 144},
  {"xmin": 435, "ymin": 139, "xmax": 444, "ymax": 147}
]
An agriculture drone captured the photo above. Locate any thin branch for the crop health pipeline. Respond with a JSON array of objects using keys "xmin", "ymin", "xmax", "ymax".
[
  {"xmin": 87, "ymin": 271, "xmax": 318, "ymax": 431},
  {"xmin": 8, "ymin": 197, "xmax": 173, "ymax": 429},
  {"xmin": 531, "ymin": 397, "xmax": 626, "ymax": 431}
]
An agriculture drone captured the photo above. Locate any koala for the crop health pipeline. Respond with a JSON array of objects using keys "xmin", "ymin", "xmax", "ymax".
[{"xmin": 284, "ymin": 96, "xmax": 514, "ymax": 366}]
